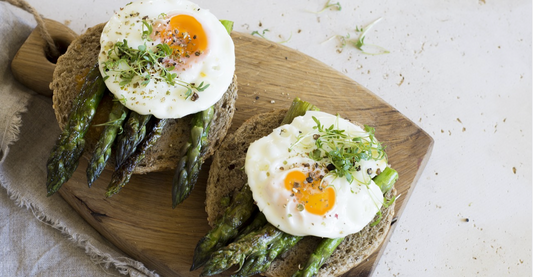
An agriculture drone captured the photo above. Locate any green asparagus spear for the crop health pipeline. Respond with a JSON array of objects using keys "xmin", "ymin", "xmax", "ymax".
[
  {"xmin": 373, "ymin": 167, "xmax": 398, "ymax": 194},
  {"xmin": 191, "ymin": 185, "xmax": 256, "ymax": 271},
  {"xmin": 281, "ymin": 97, "xmax": 319, "ymax": 125},
  {"xmin": 172, "ymin": 20, "xmax": 233, "ymax": 207},
  {"xmin": 172, "ymin": 106, "xmax": 214, "ymax": 207},
  {"xmin": 46, "ymin": 63, "xmax": 106, "ymax": 196},
  {"xmin": 293, "ymin": 167, "xmax": 399, "ymax": 276},
  {"xmin": 219, "ymin": 20, "xmax": 234, "ymax": 35},
  {"xmin": 114, "ymin": 111, "xmax": 151, "ymax": 168},
  {"xmin": 106, "ymin": 118, "xmax": 167, "ymax": 197},
  {"xmin": 201, "ymin": 224, "xmax": 284, "ymax": 277},
  {"xmin": 233, "ymin": 247, "xmax": 268, "ymax": 277},
  {"xmin": 234, "ymin": 233, "xmax": 303, "ymax": 277},
  {"xmin": 292, "ymin": 238, "xmax": 344, "ymax": 277},
  {"xmin": 192, "ymin": 98, "xmax": 319, "ymax": 271},
  {"xmin": 86, "ymin": 99, "xmax": 128, "ymax": 187},
  {"xmin": 234, "ymin": 212, "xmax": 268, "ymax": 241},
  {"xmin": 370, "ymin": 167, "xmax": 399, "ymax": 227}
]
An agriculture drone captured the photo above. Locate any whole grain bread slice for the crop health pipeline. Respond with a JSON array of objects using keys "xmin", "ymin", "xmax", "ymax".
[
  {"xmin": 50, "ymin": 23, "xmax": 238, "ymax": 174},
  {"xmin": 206, "ymin": 110, "xmax": 396, "ymax": 277}
]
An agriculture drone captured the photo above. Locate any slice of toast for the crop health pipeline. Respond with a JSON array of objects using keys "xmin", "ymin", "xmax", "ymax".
[
  {"xmin": 50, "ymin": 23, "xmax": 238, "ymax": 174},
  {"xmin": 206, "ymin": 110, "xmax": 396, "ymax": 277}
]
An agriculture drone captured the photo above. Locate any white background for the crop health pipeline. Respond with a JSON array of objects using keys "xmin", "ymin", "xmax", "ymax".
[{"xmin": 12, "ymin": 0, "xmax": 533, "ymax": 276}]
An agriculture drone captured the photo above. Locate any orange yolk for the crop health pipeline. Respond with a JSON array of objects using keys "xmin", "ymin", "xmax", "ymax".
[
  {"xmin": 156, "ymin": 14, "xmax": 208, "ymax": 60},
  {"xmin": 284, "ymin": 170, "xmax": 335, "ymax": 216}
]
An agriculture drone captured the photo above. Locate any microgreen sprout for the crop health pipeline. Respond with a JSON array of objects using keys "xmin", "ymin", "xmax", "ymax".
[
  {"xmin": 322, "ymin": 18, "xmax": 389, "ymax": 56},
  {"xmin": 354, "ymin": 17, "xmax": 390, "ymax": 55},
  {"xmin": 289, "ymin": 116, "xmax": 387, "ymax": 184},
  {"xmin": 251, "ymin": 29, "xmax": 270, "ymax": 39},
  {"xmin": 322, "ymin": 33, "xmax": 350, "ymax": 50},
  {"xmin": 311, "ymin": 0, "xmax": 342, "ymax": 14},
  {"xmin": 91, "ymin": 109, "xmax": 128, "ymax": 134},
  {"xmin": 141, "ymin": 20, "xmax": 153, "ymax": 41},
  {"xmin": 92, "ymin": 113, "xmax": 127, "ymax": 128},
  {"xmin": 117, "ymin": 94, "xmax": 127, "ymax": 105},
  {"xmin": 252, "ymin": 29, "xmax": 292, "ymax": 44},
  {"xmin": 278, "ymin": 32, "xmax": 293, "ymax": 44},
  {"xmin": 102, "ymin": 22, "xmax": 210, "ymax": 101}
]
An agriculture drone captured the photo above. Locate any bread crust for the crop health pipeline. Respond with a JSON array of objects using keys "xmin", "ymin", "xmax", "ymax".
[
  {"xmin": 206, "ymin": 110, "xmax": 396, "ymax": 277},
  {"xmin": 50, "ymin": 23, "xmax": 238, "ymax": 174}
]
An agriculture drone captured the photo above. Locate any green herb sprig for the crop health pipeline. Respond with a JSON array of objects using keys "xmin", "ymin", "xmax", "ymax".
[
  {"xmin": 322, "ymin": 18, "xmax": 389, "ymax": 56},
  {"xmin": 354, "ymin": 17, "xmax": 390, "ymax": 55},
  {"xmin": 102, "ymin": 20, "xmax": 210, "ymax": 100},
  {"xmin": 251, "ymin": 29, "xmax": 270, "ymax": 39},
  {"xmin": 141, "ymin": 20, "xmax": 153, "ymax": 41},
  {"xmin": 311, "ymin": 0, "xmax": 342, "ymax": 14},
  {"xmin": 290, "ymin": 116, "xmax": 386, "ymax": 183},
  {"xmin": 322, "ymin": 33, "xmax": 350, "ymax": 49},
  {"xmin": 91, "ymin": 107, "xmax": 128, "ymax": 134},
  {"xmin": 252, "ymin": 29, "xmax": 292, "ymax": 44}
]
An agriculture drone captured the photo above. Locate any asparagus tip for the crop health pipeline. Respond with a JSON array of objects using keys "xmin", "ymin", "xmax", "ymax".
[
  {"xmin": 46, "ymin": 181, "xmax": 61, "ymax": 197},
  {"xmin": 190, "ymin": 243, "xmax": 210, "ymax": 271},
  {"xmin": 105, "ymin": 188, "xmax": 118, "ymax": 197},
  {"xmin": 172, "ymin": 170, "xmax": 189, "ymax": 208},
  {"xmin": 87, "ymin": 176, "xmax": 94, "ymax": 188},
  {"xmin": 190, "ymin": 261, "xmax": 201, "ymax": 272}
]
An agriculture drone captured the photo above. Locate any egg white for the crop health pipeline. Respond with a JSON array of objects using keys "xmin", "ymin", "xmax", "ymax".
[
  {"xmin": 245, "ymin": 111, "xmax": 388, "ymax": 238},
  {"xmin": 98, "ymin": 0, "xmax": 235, "ymax": 119}
]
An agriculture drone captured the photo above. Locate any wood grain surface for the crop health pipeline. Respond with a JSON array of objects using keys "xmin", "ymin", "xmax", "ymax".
[
  {"xmin": 11, "ymin": 19, "xmax": 77, "ymax": 97},
  {"xmin": 12, "ymin": 20, "xmax": 433, "ymax": 277}
]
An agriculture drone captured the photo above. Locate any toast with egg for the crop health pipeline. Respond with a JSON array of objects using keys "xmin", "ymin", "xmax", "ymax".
[
  {"xmin": 50, "ymin": 23, "xmax": 238, "ymax": 174},
  {"xmin": 205, "ymin": 109, "xmax": 396, "ymax": 277}
]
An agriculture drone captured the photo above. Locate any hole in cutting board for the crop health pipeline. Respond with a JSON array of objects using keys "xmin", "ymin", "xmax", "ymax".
[{"xmin": 45, "ymin": 36, "xmax": 71, "ymax": 64}]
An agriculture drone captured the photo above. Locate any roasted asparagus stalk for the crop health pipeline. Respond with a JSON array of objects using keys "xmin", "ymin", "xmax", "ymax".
[
  {"xmin": 291, "ymin": 238, "xmax": 344, "ymax": 277},
  {"xmin": 201, "ymin": 224, "xmax": 284, "ymax": 277},
  {"xmin": 106, "ymin": 118, "xmax": 167, "ymax": 196},
  {"xmin": 234, "ymin": 212, "xmax": 268, "ymax": 242},
  {"xmin": 234, "ymin": 233, "xmax": 303, "ymax": 277},
  {"xmin": 172, "ymin": 20, "xmax": 234, "ymax": 207},
  {"xmin": 46, "ymin": 63, "xmax": 106, "ymax": 196},
  {"xmin": 172, "ymin": 106, "xmax": 214, "ymax": 207},
  {"xmin": 86, "ymin": 98, "xmax": 128, "ymax": 187},
  {"xmin": 114, "ymin": 111, "xmax": 151, "ymax": 168},
  {"xmin": 191, "ymin": 185, "xmax": 255, "ymax": 271}
]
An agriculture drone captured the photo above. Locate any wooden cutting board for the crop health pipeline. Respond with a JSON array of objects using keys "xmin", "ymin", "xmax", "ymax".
[{"xmin": 12, "ymin": 19, "xmax": 433, "ymax": 277}]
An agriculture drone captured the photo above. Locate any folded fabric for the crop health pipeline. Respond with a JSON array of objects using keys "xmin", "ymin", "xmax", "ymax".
[{"xmin": 0, "ymin": 3, "xmax": 157, "ymax": 276}]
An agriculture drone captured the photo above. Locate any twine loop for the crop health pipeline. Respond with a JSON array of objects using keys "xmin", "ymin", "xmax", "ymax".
[{"xmin": 2, "ymin": 0, "xmax": 61, "ymax": 58}]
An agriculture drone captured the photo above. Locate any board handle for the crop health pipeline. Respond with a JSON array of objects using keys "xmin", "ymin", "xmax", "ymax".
[{"xmin": 11, "ymin": 18, "xmax": 78, "ymax": 97}]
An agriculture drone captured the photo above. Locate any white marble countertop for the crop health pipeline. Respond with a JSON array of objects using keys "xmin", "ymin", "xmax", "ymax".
[{"xmin": 6, "ymin": 0, "xmax": 532, "ymax": 276}]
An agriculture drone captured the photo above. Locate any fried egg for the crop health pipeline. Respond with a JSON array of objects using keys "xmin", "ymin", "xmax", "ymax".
[
  {"xmin": 98, "ymin": 0, "xmax": 235, "ymax": 119},
  {"xmin": 245, "ymin": 111, "xmax": 388, "ymax": 238}
]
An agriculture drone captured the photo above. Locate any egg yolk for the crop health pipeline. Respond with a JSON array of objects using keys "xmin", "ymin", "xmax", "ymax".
[
  {"xmin": 156, "ymin": 14, "xmax": 208, "ymax": 60},
  {"xmin": 284, "ymin": 170, "xmax": 335, "ymax": 216}
]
